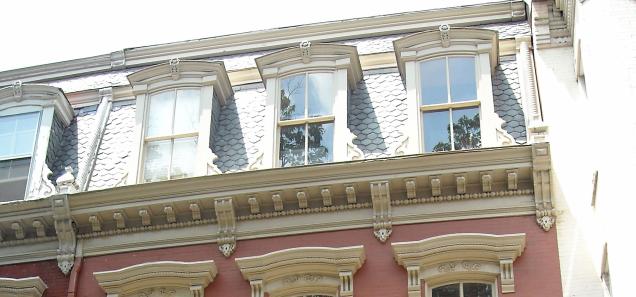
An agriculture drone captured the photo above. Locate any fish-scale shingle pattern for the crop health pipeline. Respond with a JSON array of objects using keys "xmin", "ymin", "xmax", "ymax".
[
  {"xmin": 87, "ymin": 103, "xmax": 136, "ymax": 190},
  {"xmin": 349, "ymin": 71, "xmax": 407, "ymax": 158},
  {"xmin": 213, "ymin": 85, "xmax": 266, "ymax": 173},
  {"xmin": 493, "ymin": 57, "xmax": 527, "ymax": 142},
  {"xmin": 52, "ymin": 106, "xmax": 98, "ymax": 182}
]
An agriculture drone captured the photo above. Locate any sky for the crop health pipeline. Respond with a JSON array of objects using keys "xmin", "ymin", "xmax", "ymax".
[{"xmin": 0, "ymin": 0, "xmax": 498, "ymax": 71}]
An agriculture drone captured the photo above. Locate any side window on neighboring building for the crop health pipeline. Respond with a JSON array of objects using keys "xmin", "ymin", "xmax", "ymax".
[
  {"xmin": 0, "ymin": 112, "xmax": 40, "ymax": 202},
  {"xmin": 278, "ymin": 72, "xmax": 335, "ymax": 167},
  {"xmin": 419, "ymin": 56, "xmax": 480, "ymax": 152}
]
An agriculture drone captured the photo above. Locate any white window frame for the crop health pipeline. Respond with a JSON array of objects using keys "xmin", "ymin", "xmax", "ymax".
[
  {"xmin": 126, "ymin": 60, "xmax": 233, "ymax": 185},
  {"xmin": 0, "ymin": 83, "xmax": 73, "ymax": 201},
  {"xmin": 393, "ymin": 26, "xmax": 500, "ymax": 155},
  {"xmin": 256, "ymin": 42, "xmax": 363, "ymax": 169},
  {"xmin": 276, "ymin": 71, "xmax": 337, "ymax": 167},
  {"xmin": 427, "ymin": 280, "xmax": 498, "ymax": 297}
]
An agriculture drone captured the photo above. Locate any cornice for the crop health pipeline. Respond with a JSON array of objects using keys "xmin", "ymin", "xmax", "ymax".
[
  {"xmin": 0, "ymin": 0, "xmax": 526, "ymax": 86},
  {"xmin": 0, "ymin": 84, "xmax": 74, "ymax": 126}
]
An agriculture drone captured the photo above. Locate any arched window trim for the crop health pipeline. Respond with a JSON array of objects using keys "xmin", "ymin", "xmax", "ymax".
[
  {"xmin": 0, "ymin": 276, "xmax": 47, "ymax": 297},
  {"xmin": 392, "ymin": 233, "xmax": 526, "ymax": 296},
  {"xmin": 235, "ymin": 246, "xmax": 365, "ymax": 297}
]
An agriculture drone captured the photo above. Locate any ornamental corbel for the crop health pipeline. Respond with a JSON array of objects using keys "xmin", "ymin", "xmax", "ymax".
[
  {"xmin": 439, "ymin": 24, "xmax": 451, "ymax": 48},
  {"xmin": 345, "ymin": 185, "xmax": 357, "ymax": 204},
  {"xmin": 321, "ymin": 188, "xmax": 333, "ymax": 206},
  {"xmin": 12, "ymin": 80, "xmax": 23, "ymax": 98},
  {"xmin": 11, "ymin": 222, "xmax": 24, "ymax": 240},
  {"xmin": 214, "ymin": 197, "xmax": 237, "ymax": 257},
  {"xmin": 50, "ymin": 195, "xmax": 77, "ymax": 275},
  {"xmin": 164, "ymin": 205, "xmax": 177, "ymax": 224},
  {"xmin": 532, "ymin": 143, "xmax": 555, "ymax": 231},
  {"xmin": 370, "ymin": 181, "xmax": 392, "ymax": 242},
  {"xmin": 32, "ymin": 220, "xmax": 46, "ymax": 237},
  {"xmin": 404, "ymin": 178, "xmax": 417, "ymax": 199},
  {"xmin": 248, "ymin": 196, "xmax": 260, "ymax": 214},
  {"xmin": 88, "ymin": 215, "xmax": 102, "ymax": 232},
  {"xmin": 138, "ymin": 209, "xmax": 152, "ymax": 226},
  {"xmin": 507, "ymin": 169, "xmax": 518, "ymax": 190},
  {"xmin": 455, "ymin": 174, "xmax": 467, "ymax": 195},
  {"xmin": 272, "ymin": 192, "xmax": 284, "ymax": 211},
  {"xmin": 189, "ymin": 203, "xmax": 202, "ymax": 221},
  {"xmin": 169, "ymin": 58, "xmax": 181, "ymax": 80},
  {"xmin": 296, "ymin": 190, "xmax": 309, "ymax": 209}
]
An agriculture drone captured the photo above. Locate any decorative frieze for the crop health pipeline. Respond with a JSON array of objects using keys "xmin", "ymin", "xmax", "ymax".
[
  {"xmin": 214, "ymin": 197, "xmax": 237, "ymax": 257},
  {"xmin": 370, "ymin": 181, "xmax": 392, "ymax": 243}
]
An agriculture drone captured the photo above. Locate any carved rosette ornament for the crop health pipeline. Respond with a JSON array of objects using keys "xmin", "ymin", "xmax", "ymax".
[
  {"xmin": 51, "ymin": 195, "xmax": 77, "ymax": 275},
  {"xmin": 214, "ymin": 197, "xmax": 237, "ymax": 257},
  {"xmin": 370, "ymin": 181, "xmax": 392, "ymax": 242},
  {"xmin": 439, "ymin": 24, "xmax": 451, "ymax": 48}
]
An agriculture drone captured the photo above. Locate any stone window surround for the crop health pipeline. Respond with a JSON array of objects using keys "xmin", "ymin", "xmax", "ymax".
[
  {"xmin": 235, "ymin": 246, "xmax": 365, "ymax": 297},
  {"xmin": 0, "ymin": 83, "xmax": 74, "ymax": 201},
  {"xmin": 0, "ymin": 276, "xmax": 47, "ymax": 297},
  {"xmin": 391, "ymin": 233, "xmax": 526, "ymax": 296},
  {"xmin": 126, "ymin": 60, "xmax": 233, "ymax": 185},
  {"xmin": 427, "ymin": 281, "xmax": 498, "ymax": 297},
  {"xmin": 93, "ymin": 260, "xmax": 217, "ymax": 297},
  {"xmin": 255, "ymin": 42, "xmax": 363, "ymax": 169},
  {"xmin": 392, "ymin": 26, "xmax": 505, "ymax": 155}
]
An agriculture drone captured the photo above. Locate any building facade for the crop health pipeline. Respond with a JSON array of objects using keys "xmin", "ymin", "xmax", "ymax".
[{"xmin": 0, "ymin": 0, "xmax": 630, "ymax": 296}]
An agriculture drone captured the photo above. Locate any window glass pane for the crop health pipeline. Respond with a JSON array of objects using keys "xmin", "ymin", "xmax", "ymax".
[
  {"xmin": 452, "ymin": 107, "xmax": 481, "ymax": 150},
  {"xmin": 449, "ymin": 57, "xmax": 477, "ymax": 102},
  {"xmin": 307, "ymin": 73, "xmax": 334, "ymax": 117},
  {"xmin": 0, "ymin": 158, "xmax": 31, "ymax": 202},
  {"xmin": 463, "ymin": 283, "xmax": 492, "ymax": 297},
  {"xmin": 170, "ymin": 137, "xmax": 197, "ymax": 179},
  {"xmin": 173, "ymin": 89, "xmax": 201, "ymax": 134},
  {"xmin": 143, "ymin": 140, "xmax": 171, "ymax": 182},
  {"xmin": 280, "ymin": 74, "xmax": 306, "ymax": 120},
  {"xmin": 420, "ymin": 58, "xmax": 448, "ymax": 105},
  {"xmin": 15, "ymin": 113, "xmax": 39, "ymax": 132},
  {"xmin": 0, "ymin": 134, "xmax": 14, "ymax": 157},
  {"xmin": 0, "ymin": 117, "xmax": 13, "ymax": 134},
  {"xmin": 423, "ymin": 110, "xmax": 451, "ymax": 152},
  {"xmin": 13, "ymin": 131, "xmax": 36, "ymax": 156},
  {"xmin": 279, "ymin": 124, "xmax": 306, "ymax": 167},
  {"xmin": 146, "ymin": 91, "xmax": 175, "ymax": 137},
  {"xmin": 432, "ymin": 283, "xmax": 460, "ymax": 297},
  {"xmin": 308, "ymin": 122, "xmax": 333, "ymax": 165}
]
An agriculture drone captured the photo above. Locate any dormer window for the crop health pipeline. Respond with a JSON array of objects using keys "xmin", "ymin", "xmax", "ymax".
[
  {"xmin": 278, "ymin": 72, "xmax": 334, "ymax": 167},
  {"xmin": 393, "ymin": 26, "xmax": 500, "ymax": 155},
  {"xmin": 127, "ymin": 60, "xmax": 233, "ymax": 184},
  {"xmin": 0, "ymin": 83, "xmax": 73, "ymax": 202},
  {"xmin": 256, "ymin": 42, "xmax": 363, "ymax": 169}
]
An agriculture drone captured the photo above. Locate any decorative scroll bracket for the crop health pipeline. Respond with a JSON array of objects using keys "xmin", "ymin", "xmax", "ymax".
[
  {"xmin": 370, "ymin": 181, "xmax": 392, "ymax": 242},
  {"xmin": 50, "ymin": 195, "xmax": 77, "ymax": 275},
  {"xmin": 532, "ymin": 143, "xmax": 555, "ymax": 231},
  {"xmin": 214, "ymin": 197, "xmax": 237, "ymax": 257}
]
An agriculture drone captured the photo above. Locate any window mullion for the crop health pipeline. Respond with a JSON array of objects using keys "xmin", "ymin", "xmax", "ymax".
[
  {"xmin": 304, "ymin": 123, "xmax": 309, "ymax": 165},
  {"xmin": 445, "ymin": 57, "xmax": 452, "ymax": 104},
  {"xmin": 449, "ymin": 108, "xmax": 455, "ymax": 150},
  {"xmin": 460, "ymin": 282, "xmax": 464, "ymax": 297}
]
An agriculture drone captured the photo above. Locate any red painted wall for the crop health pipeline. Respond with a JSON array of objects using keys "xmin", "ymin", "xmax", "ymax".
[{"xmin": 0, "ymin": 215, "xmax": 563, "ymax": 297}]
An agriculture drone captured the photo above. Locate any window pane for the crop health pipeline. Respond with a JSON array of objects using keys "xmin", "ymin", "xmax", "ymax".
[
  {"xmin": 432, "ymin": 283, "xmax": 460, "ymax": 297},
  {"xmin": 280, "ymin": 74, "xmax": 306, "ymax": 120},
  {"xmin": 0, "ymin": 134, "xmax": 14, "ymax": 157},
  {"xmin": 449, "ymin": 57, "xmax": 477, "ymax": 102},
  {"xmin": 143, "ymin": 140, "xmax": 171, "ymax": 182},
  {"xmin": 463, "ymin": 283, "xmax": 492, "ymax": 297},
  {"xmin": 13, "ymin": 131, "xmax": 36, "ymax": 156},
  {"xmin": 173, "ymin": 89, "xmax": 201, "ymax": 134},
  {"xmin": 423, "ymin": 110, "xmax": 451, "ymax": 152},
  {"xmin": 146, "ymin": 91, "xmax": 175, "ymax": 137},
  {"xmin": 452, "ymin": 107, "xmax": 481, "ymax": 150},
  {"xmin": 279, "ymin": 124, "xmax": 306, "ymax": 167},
  {"xmin": 307, "ymin": 73, "xmax": 334, "ymax": 117},
  {"xmin": 420, "ymin": 58, "xmax": 448, "ymax": 105},
  {"xmin": 308, "ymin": 122, "xmax": 333, "ymax": 165},
  {"xmin": 170, "ymin": 137, "xmax": 197, "ymax": 179},
  {"xmin": 15, "ymin": 113, "xmax": 39, "ymax": 132},
  {"xmin": 0, "ymin": 158, "xmax": 31, "ymax": 202}
]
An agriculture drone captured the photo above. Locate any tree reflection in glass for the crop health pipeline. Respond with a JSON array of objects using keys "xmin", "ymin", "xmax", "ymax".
[
  {"xmin": 424, "ymin": 107, "xmax": 480, "ymax": 152},
  {"xmin": 308, "ymin": 122, "xmax": 333, "ymax": 164},
  {"xmin": 279, "ymin": 125, "xmax": 306, "ymax": 167},
  {"xmin": 280, "ymin": 74, "xmax": 305, "ymax": 120}
]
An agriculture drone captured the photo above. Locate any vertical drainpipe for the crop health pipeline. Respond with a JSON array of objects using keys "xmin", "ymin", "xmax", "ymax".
[
  {"xmin": 66, "ymin": 240, "xmax": 83, "ymax": 297},
  {"xmin": 76, "ymin": 88, "xmax": 113, "ymax": 191}
]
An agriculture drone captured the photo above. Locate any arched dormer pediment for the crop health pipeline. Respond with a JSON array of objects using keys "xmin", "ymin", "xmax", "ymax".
[
  {"xmin": 392, "ymin": 233, "xmax": 526, "ymax": 294},
  {"xmin": 127, "ymin": 60, "xmax": 233, "ymax": 105},
  {"xmin": 393, "ymin": 27, "xmax": 499, "ymax": 79},
  {"xmin": 236, "ymin": 246, "xmax": 365, "ymax": 297},
  {"xmin": 256, "ymin": 43, "xmax": 363, "ymax": 90},
  {"xmin": 0, "ymin": 83, "xmax": 73, "ymax": 126},
  {"xmin": 93, "ymin": 260, "xmax": 217, "ymax": 297}
]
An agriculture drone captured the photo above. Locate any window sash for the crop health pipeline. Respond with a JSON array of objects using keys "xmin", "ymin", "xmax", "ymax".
[
  {"xmin": 0, "ymin": 112, "xmax": 40, "ymax": 160},
  {"xmin": 419, "ymin": 56, "xmax": 477, "ymax": 106},
  {"xmin": 279, "ymin": 121, "xmax": 334, "ymax": 167},
  {"xmin": 422, "ymin": 106, "xmax": 481, "ymax": 152},
  {"xmin": 279, "ymin": 72, "xmax": 334, "ymax": 121},
  {"xmin": 145, "ymin": 88, "xmax": 201, "ymax": 140}
]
